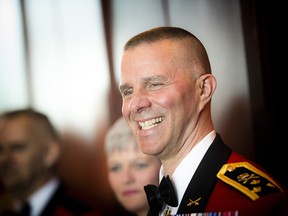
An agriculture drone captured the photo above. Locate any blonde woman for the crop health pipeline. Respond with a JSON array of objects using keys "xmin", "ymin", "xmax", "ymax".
[{"xmin": 105, "ymin": 117, "xmax": 161, "ymax": 216}]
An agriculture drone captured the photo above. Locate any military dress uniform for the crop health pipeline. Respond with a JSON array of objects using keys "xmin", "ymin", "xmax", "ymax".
[{"xmin": 146, "ymin": 133, "xmax": 288, "ymax": 216}]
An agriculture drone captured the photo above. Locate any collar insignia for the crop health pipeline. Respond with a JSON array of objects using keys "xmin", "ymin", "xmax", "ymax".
[{"xmin": 187, "ymin": 197, "xmax": 201, "ymax": 206}]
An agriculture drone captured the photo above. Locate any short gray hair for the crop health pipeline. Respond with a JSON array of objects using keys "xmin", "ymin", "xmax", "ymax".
[{"xmin": 105, "ymin": 116, "xmax": 138, "ymax": 155}]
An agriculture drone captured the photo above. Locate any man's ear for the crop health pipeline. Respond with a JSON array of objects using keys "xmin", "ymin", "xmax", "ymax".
[
  {"xmin": 198, "ymin": 73, "xmax": 217, "ymax": 108},
  {"xmin": 44, "ymin": 141, "xmax": 60, "ymax": 168}
]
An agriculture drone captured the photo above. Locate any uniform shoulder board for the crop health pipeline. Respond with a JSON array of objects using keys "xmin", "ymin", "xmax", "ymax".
[{"xmin": 217, "ymin": 162, "xmax": 284, "ymax": 200}]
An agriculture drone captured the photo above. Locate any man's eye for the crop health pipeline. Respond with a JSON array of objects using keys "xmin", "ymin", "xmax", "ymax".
[
  {"xmin": 122, "ymin": 89, "xmax": 133, "ymax": 97},
  {"xmin": 148, "ymin": 83, "xmax": 163, "ymax": 89},
  {"xmin": 12, "ymin": 143, "xmax": 27, "ymax": 152}
]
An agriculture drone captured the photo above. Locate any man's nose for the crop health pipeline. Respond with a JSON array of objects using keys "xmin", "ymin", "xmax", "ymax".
[{"xmin": 128, "ymin": 90, "xmax": 151, "ymax": 113}]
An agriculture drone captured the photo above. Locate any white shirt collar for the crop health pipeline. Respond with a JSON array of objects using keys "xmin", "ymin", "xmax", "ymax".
[
  {"xmin": 159, "ymin": 130, "xmax": 216, "ymax": 215},
  {"xmin": 27, "ymin": 178, "xmax": 60, "ymax": 216}
]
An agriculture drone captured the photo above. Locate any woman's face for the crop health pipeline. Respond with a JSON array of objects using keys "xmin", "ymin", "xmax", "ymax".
[{"xmin": 107, "ymin": 145, "xmax": 161, "ymax": 215}]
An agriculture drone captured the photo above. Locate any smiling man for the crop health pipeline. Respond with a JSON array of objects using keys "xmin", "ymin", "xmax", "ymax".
[{"xmin": 119, "ymin": 26, "xmax": 288, "ymax": 216}]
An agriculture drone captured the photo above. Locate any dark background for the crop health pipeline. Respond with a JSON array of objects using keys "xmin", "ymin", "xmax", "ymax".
[{"xmin": 240, "ymin": 0, "xmax": 287, "ymax": 187}]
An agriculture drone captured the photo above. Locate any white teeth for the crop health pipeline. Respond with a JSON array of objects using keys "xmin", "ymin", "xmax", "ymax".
[{"xmin": 139, "ymin": 117, "xmax": 164, "ymax": 130}]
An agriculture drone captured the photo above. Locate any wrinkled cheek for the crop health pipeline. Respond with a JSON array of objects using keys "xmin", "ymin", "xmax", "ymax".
[{"xmin": 122, "ymin": 100, "xmax": 131, "ymax": 119}]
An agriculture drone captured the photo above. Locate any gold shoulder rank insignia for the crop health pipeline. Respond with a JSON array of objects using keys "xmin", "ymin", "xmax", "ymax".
[{"xmin": 217, "ymin": 162, "xmax": 283, "ymax": 200}]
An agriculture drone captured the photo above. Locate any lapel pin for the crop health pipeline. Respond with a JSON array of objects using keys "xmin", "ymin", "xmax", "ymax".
[{"xmin": 187, "ymin": 197, "xmax": 201, "ymax": 206}]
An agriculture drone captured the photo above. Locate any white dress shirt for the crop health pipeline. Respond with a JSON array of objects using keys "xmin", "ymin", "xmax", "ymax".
[
  {"xmin": 27, "ymin": 177, "xmax": 60, "ymax": 216},
  {"xmin": 159, "ymin": 130, "xmax": 216, "ymax": 215}
]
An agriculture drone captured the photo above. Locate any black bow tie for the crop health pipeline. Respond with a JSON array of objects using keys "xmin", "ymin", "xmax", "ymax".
[{"xmin": 144, "ymin": 175, "xmax": 178, "ymax": 216}]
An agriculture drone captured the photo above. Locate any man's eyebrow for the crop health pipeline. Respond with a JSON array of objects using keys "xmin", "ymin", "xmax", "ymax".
[
  {"xmin": 119, "ymin": 75, "xmax": 167, "ymax": 92},
  {"xmin": 119, "ymin": 83, "xmax": 130, "ymax": 93},
  {"xmin": 143, "ymin": 75, "xmax": 167, "ymax": 82}
]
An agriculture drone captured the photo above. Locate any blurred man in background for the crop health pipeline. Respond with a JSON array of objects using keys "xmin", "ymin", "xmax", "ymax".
[{"xmin": 0, "ymin": 108, "xmax": 102, "ymax": 216}]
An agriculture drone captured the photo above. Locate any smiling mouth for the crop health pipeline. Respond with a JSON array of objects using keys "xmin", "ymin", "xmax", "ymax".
[{"xmin": 139, "ymin": 117, "xmax": 164, "ymax": 130}]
